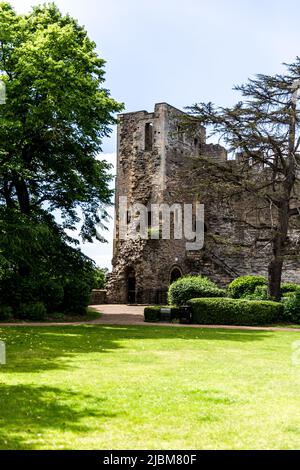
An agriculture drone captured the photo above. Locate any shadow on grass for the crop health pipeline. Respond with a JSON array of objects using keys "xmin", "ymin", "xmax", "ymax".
[
  {"xmin": 0, "ymin": 324, "xmax": 274, "ymax": 374},
  {"xmin": 0, "ymin": 383, "xmax": 119, "ymax": 450}
]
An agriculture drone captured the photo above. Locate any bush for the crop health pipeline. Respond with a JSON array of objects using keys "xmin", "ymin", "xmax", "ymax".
[
  {"xmin": 282, "ymin": 292, "xmax": 300, "ymax": 323},
  {"xmin": 188, "ymin": 297, "xmax": 283, "ymax": 326},
  {"xmin": 243, "ymin": 285, "xmax": 268, "ymax": 301},
  {"xmin": 280, "ymin": 282, "xmax": 300, "ymax": 295},
  {"xmin": 40, "ymin": 280, "xmax": 64, "ymax": 313},
  {"xmin": 63, "ymin": 280, "xmax": 91, "ymax": 315},
  {"xmin": 144, "ymin": 306, "xmax": 180, "ymax": 322},
  {"xmin": 228, "ymin": 276, "xmax": 267, "ymax": 299},
  {"xmin": 19, "ymin": 302, "xmax": 47, "ymax": 321},
  {"xmin": 144, "ymin": 306, "xmax": 161, "ymax": 322},
  {"xmin": 168, "ymin": 276, "xmax": 225, "ymax": 306},
  {"xmin": 282, "ymin": 292, "xmax": 296, "ymax": 299},
  {"xmin": 0, "ymin": 305, "xmax": 13, "ymax": 321}
]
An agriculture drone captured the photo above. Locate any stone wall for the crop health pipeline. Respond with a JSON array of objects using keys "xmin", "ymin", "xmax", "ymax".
[
  {"xmin": 90, "ymin": 290, "xmax": 107, "ymax": 305},
  {"xmin": 107, "ymin": 102, "xmax": 300, "ymax": 304}
]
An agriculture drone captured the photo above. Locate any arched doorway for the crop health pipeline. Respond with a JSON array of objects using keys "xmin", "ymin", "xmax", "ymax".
[
  {"xmin": 170, "ymin": 266, "xmax": 183, "ymax": 285},
  {"xmin": 126, "ymin": 267, "xmax": 136, "ymax": 304}
]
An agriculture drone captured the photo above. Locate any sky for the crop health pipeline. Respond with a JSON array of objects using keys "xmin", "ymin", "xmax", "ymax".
[{"xmin": 9, "ymin": 0, "xmax": 300, "ymax": 269}]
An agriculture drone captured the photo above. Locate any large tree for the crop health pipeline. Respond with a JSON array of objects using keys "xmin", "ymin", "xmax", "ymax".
[
  {"xmin": 188, "ymin": 60, "xmax": 300, "ymax": 300},
  {"xmin": 0, "ymin": 2, "xmax": 123, "ymax": 241},
  {"xmin": 0, "ymin": 2, "xmax": 123, "ymax": 315}
]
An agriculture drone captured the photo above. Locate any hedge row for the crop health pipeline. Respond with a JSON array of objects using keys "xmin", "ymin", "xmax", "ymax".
[
  {"xmin": 168, "ymin": 275, "xmax": 225, "ymax": 306},
  {"xmin": 188, "ymin": 297, "xmax": 283, "ymax": 326},
  {"xmin": 144, "ymin": 306, "xmax": 180, "ymax": 323},
  {"xmin": 228, "ymin": 276, "xmax": 267, "ymax": 299}
]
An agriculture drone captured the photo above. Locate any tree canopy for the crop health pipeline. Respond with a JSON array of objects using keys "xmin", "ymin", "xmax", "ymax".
[
  {"xmin": 0, "ymin": 2, "xmax": 123, "ymax": 317},
  {"xmin": 188, "ymin": 60, "xmax": 300, "ymax": 299},
  {"xmin": 0, "ymin": 1, "xmax": 123, "ymax": 241}
]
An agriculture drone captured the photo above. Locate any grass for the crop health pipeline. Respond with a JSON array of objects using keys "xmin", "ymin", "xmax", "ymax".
[
  {"xmin": 0, "ymin": 324, "xmax": 300, "ymax": 449},
  {"xmin": 0, "ymin": 307, "xmax": 101, "ymax": 324}
]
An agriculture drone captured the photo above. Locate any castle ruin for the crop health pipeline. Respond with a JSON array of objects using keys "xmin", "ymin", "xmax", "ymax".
[{"xmin": 107, "ymin": 103, "xmax": 300, "ymax": 304}]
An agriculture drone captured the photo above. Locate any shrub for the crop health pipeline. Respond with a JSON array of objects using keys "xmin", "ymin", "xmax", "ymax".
[
  {"xmin": 144, "ymin": 306, "xmax": 161, "ymax": 322},
  {"xmin": 188, "ymin": 297, "xmax": 283, "ymax": 326},
  {"xmin": 168, "ymin": 276, "xmax": 225, "ymax": 306},
  {"xmin": 280, "ymin": 282, "xmax": 300, "ymax": 295},
  {"xmin": 63, "ymin": 280, "xmax": 91, "ymax": 315},
  {"xmin": 282, "ymin": 292, "xmax": 300, "ymax": 323},
  {"xmin": 19, "ymin": 302, "xmax": 47, "ymax": 321},
  {"xmin": 0, "ymin": 305, "xmax": 13, "ymax": 321},
  {"xmin": 282, "ymin": 292, "xmax": 296, "ymax": 299},
  {"xmin": 40, "ymin": 280, "xmax": 64, "ymax": 313},
  {"xmin": 243, "ymin": 285, "xmax": 268, "ymax": 301},
  {"xmin": 144, "ymin": 306, "xmax": 180, "ymax": 322},
  {"xmin": 228, "ymin": 276, "xmax": 267, "ymax": 299}
]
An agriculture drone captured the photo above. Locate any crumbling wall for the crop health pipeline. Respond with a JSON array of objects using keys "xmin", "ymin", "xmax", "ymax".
[{"xmin": 107, "ymin": 102, "xmax": 300, "ymax": 304}]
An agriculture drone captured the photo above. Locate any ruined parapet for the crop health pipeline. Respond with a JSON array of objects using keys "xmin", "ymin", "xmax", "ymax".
[{"xmin": 201, "ymin": 143, "xmax": 227, "ymax": 163}]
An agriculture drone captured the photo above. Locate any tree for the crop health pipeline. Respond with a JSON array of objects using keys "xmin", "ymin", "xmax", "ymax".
[
  {"xmin": 93, "ymin": 266, "xmax": 108, "ymax": 289},
  {"xmin": 188, "ymin": 60, "xmax": 300, "ymax": 300},
  {"xmin": 0, "ymin": 2, "xmax": 123, "ymax": 241},
  {"xmin": 0, "ymin": 2, "xmax": 123, "ymax": 315}
]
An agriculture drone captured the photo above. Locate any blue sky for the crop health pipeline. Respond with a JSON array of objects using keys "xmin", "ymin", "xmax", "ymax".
[{"xmin": 10, "ymin": 0, "xmax": 300, "ymax": 268}]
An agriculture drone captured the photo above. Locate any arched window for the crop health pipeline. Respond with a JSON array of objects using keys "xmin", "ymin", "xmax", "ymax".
[
  {"xmin": 170, "ymin": 267, "xmax": 183, "ymax": 285},
  {"xmin": 145, "ymin": 123, "xmax": 153, "ymax": 151}
]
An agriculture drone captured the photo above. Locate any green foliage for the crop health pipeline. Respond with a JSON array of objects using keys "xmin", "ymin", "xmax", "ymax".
[
  {"xmin": 144, "ymin": 306, "xmax": 180, "ymax": 322},
  {"xmin": 40, "ymin": 280, "xmax": 64, "ymax": 313},
  {"xmin": 19, "ymin": 302, "xmax": 47, "ymax": 321},
  {"xmin": 63, "ymin": 279, "xmax": 91, "ymax": 316},
  {"xmin": 228, "ymin": 276, "xmax": 267, "ymax": 299},
  {"xmin": 144, "ymin": 306, "xmax": 161, "ymax": 322},
  {"xmin": 0, "ymin": 3, "xmax": 122, "ymax": 320},
  {"xmin": 280, "ymin": 283, "xmax": 300, "ymax": 294},
  {"xmin": 168, "ymin": 275, "xmax": 225, "ymax": 306},
  {"xmin": 93, "ymin": 267, "xmax": 108, "ymax": 289},
  {"xmin": 0, "ymin": 304, "xmax": 12, "ymax": 320},
  {"xmin": 188, "ymin": 297, "xmax": 283, "ymax": 326},
  {"xmin": 0, "ymin": 2, "xmax": 123, "ymax": 240},
  {"xmin": 282, "ymin": 292, "xmax": 300, "ymax": 323},
  {"xmin": 0, "ymin": 208, "xmax": 95, "ymax": 317},
  {"xmin": 243, "ymin": 285, "xmax": 269, "ymax": 301},
  {"xmin": 282, "ymin": 292, "xmax": 296, "ymax": 299}
]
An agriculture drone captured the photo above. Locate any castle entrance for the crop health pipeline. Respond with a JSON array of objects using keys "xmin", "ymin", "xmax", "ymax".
[
  {"xmin": 126, "ymin": 268, "xmax": 136, "ymax": 304},
  {"xmin": 170, "ymin": 267, "xmax": 182, "ymax": 285}
]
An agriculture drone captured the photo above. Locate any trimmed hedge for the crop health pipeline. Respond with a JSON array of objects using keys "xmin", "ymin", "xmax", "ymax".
[
  {"xmin": 243, "ymin": 285, "xmax": 268, "ymax": 301},
  {"xmin": 282, "ymin": 292, "xmax": 300, "ymax": 323},
  {"xmin": 281, "ymin": 282, "xmax": 300, "ymax": 294},
  {"xmin": 188, "ymin": 297, "xmax": 283, "ymax": 326},
  {"xmin": 168, "ymin": 275, "xmax": 225, "ymax": 306},
  {"xmin": 228, "ymin": 276, "xmax": 267, "ymax": 299},
  {"xmin": 144, "ymin": 306, "xmax": 180, "ymax": 323}
]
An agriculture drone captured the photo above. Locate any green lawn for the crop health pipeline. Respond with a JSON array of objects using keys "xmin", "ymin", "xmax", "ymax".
[{"xmin": 1, "ymin": 325, "xmax": 300, "ymax": 450}]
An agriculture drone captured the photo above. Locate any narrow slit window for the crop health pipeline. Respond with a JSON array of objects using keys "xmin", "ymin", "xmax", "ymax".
[{"xmin": 145, "ymin": 123, "xmax": 153, "ymax": 151}]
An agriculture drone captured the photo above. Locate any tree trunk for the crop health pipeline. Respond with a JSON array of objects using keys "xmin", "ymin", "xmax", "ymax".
[
  {"xmin": 268, "ymin": 239, "xmax": 284, "ymax": 300},
  {"xmin": 268, "ymin": 201, "xmax": 289, "ymax": 300},
  {"xmin": 14, "ymin": 177, "xmax": 30, "ymax": 215}
]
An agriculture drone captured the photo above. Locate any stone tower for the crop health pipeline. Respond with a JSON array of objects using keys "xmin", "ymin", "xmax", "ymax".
[
  {"xmin": 107, "ymin": 102, "xmax": 300, "ymax": 304},
  {"xmin": 107, "ymin": 103, "xmax": 232, "ymax": 304}
]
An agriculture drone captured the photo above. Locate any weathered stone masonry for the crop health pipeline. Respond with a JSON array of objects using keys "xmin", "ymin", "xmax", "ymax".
[{"xmin": 107, "ymin": 103, "xmax": 300, "ymax": 304}]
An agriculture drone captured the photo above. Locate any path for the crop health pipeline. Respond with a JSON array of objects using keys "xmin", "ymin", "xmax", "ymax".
[{"xmin": 0, "ymin": 304, "xmax": 300, "ymax": 332}]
